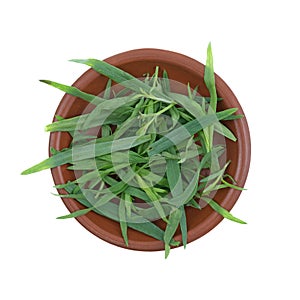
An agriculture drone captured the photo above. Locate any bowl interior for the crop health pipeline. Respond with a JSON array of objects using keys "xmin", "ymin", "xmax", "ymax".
[{"xmin": 50, "ymin": 49, "xmax": 251, "ymax": 251}]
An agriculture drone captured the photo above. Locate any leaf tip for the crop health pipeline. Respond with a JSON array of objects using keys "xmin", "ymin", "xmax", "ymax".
[
  {"xmin": 69, "ymin": 59, "xmax": 86, "ymax": 64},
  {"xmin": 39, "ymin": 79, "xmax": 51, "ymax": 84},
  {"xmin": 164, "ymin": 244, "xmax": 170, "ymax": 259}
]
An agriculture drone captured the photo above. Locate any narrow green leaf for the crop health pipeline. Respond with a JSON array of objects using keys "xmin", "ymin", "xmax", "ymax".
[
  {"xmin": 203, "ymin": 43, "xmax": 218, "ymax": 153},
  {"xmin": 165, "ymin": 244, "xmax": 171, "ymax": 259},
  {"xmin": 164, "ymin": 208, "xmax": 182, "ymax": 257},
  {"xmin": 55, "ymin": 115, "xmax": 65, "ymax": 121},
  {"xmin": 50, "ymin": 147, "xmax": 58, "ymax": 155},
  {"xmin": 168, "ymin": 106, "xmax": 180, "ymax": 130},
  {"xmin": 166, "ymin": 147, "xmax": 183, "ymax": 197},
  {"xmin": 187, "ymin": 82, "xmax": 193, "ymax": 100},
  {"xmin": 215, "ymin": 123, "xmax": 237, "ymax": 141},
  {"xmin": 164, "ymin": 208, "xmax": 182, "ymax": 244},
  {"xmin": 221, "ymin": 179, "xmax": 246, "ymax": 191},
  {"xmin": 56, "ymin": 207, "xmax": 92, "ymax": 219},
  {"xmin": 161, "ymin": 70, "xmax": 170, "ymax": 93},
  {"xmin": 186, "ymin": 199, "xmax": 201, "ymax": 209},
  {"xmin": 124, "ymin": 193, "xmax": 132, "ymax": 218},
  {"xmin": 204, "ymin": 43, "xmax": 217, "ymax": 112},
  {"xmin": 202, "ymin": 197, "xmax": 247, "ymax": 224},
  {"xmin": 119, "ymin": 197, "xmax": 128, "ymax": 246},
  {"xmin": 223, "ymin": 114, "xmax": 244, "ymax": 121},
  {"xmin": 40, "ymin": 80, "xmax": 104, "ymax": 105},
  {"xmin": 103, "ymin": 79, "xmax": 112, "ymax": 99},
  {"xmin": 179, "ymin": 206, "xmax": 187, "ymax": 248}
]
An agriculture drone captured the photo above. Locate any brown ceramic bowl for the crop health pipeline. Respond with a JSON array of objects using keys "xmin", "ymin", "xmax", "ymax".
[{"xmin": 50, "ymin": 49, "xmax": 251, "ymax": 251}]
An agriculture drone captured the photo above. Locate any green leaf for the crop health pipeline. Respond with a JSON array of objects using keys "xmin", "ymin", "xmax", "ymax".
[
  {"xmin": 169, "ymin": 106, "xmax": 180, "ymax": 129},
  {"xmin": 103, "ymin": 79, "xmax": 112, "ymax": 99},
  {"xmin": 50, "ymin": 147, "xmax": 58, "ymax": 155},
  {"xmin": 223, "ymin": 114, "xmax": 244, "ymax": 121},
  {"xmin": 179, "ymin": 206, "xmax": 187, "ymax": 248},
  {"xmin": 221, "ymin": 179, "xmax": 246, "ymax": 191},
  {"xmin": 203, "ymin": 43, "xmax": 218, "ymax": 153},
  {"xmin": 124, "ymin": 193, "xmax": 132, "ymax": 218},
  {"xmin": 164, "ymin": 244, "xmax": 171, "ymax": 259},
  {"xmin": 55, "ymin": 115, "xmax": 65, "ymax": 121},
  {"xmin": 40, "ymin": 80, "xmax": 104, "ymax": 105},
  {"xmin": 164, "ymin": 208, "xmax": 182, "ymax": 258},
  {"xmin": 204, "ymin": 43, "xmax": 217, "ymax": 112},
  {"xmin": 202, "ymin": 197, "xmax": 247, "ymax": 224},
  {"xmin": 166, "ymin": 146, "xmax": 183, "ymax": 197},
  {"xmin": 161, "ymin": 70, "xmax": 170, "ymax": 93},
  {"xmin": 56, "ymin": 207, "xmax": 92, "ymax": 219},
  {"xmin": 186, "ymin": 199, "xmax": 201, "ymax": 209},
  {"xmin": 119, "ymin": 197, "xmax": 128, "ymax": 246},
  {"xmin": 215, "ymin": 123, "xmax": 237, "ymax": 141}
]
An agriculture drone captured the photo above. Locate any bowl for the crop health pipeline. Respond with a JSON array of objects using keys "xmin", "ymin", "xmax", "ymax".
[{"xmin": 49, "ymin": 49, "xmax": 251, "ymax": 251}]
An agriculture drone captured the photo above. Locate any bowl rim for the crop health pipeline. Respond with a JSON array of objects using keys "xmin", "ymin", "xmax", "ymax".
[{"xmin": 49, "ymin": 48, "xmax": 251, "ymax": 251}]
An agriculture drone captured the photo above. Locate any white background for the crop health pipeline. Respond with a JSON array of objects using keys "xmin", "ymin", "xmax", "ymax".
[{"xmin": 1, "ymin": 0, "xmax": 299, "ymax": 299}]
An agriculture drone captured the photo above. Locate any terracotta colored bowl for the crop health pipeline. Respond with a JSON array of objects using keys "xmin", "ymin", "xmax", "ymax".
[{"xmin": 50, "ymin": 49, "xmax": 251, "ymax": 251}]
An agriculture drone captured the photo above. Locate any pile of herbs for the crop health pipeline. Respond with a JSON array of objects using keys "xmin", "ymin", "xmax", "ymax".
[{"xmin": 22, "ymin": 43, "xmax": 246, "ymax": 258}]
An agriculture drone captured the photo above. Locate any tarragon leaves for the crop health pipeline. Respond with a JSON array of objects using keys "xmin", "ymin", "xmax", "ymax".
[{"xmin": 22, "ymin": 43, "xmax": 246, "ymax": 258}]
